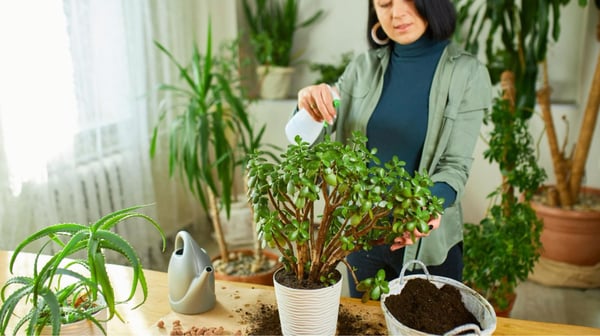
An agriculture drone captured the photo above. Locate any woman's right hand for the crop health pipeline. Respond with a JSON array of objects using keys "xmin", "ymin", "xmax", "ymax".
[
  {"xmin": 389, "ymin": 215, "xmax": 442, "ymax": 251},
  {"xmin": 297, "ymin": 83, "xmax": 339, "ymax": 125}
]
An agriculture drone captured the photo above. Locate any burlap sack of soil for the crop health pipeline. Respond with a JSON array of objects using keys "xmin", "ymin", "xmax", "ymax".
[{"xmin": 529, "ymin": 257, "xmax": 600, "ymax": 288}]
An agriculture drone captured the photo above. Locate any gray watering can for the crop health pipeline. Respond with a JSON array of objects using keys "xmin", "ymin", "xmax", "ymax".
[{"xmin": 167, "ymin": 230, "xmax": 216, "ymax": 314}]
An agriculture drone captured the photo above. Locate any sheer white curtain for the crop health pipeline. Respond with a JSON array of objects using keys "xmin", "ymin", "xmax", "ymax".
[{"xmin": 0, "ymin": 0, "xmax": 239, "ymax": 270}]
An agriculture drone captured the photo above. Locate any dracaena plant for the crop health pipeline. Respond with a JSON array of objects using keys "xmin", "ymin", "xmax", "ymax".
[
  {"xmin": 246, "ymin": 131, "xmax": 443, "ymax": 302},
  {"xmin": 151, "ymin": 19, "xmax": 281, "ymax": 266},
  {"xmin": 0, "ymin": 205, "xmax": 166, "ymax": 336}
]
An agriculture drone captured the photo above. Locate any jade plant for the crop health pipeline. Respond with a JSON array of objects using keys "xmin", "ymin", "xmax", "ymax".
[
  {"xmin": 246, "ymin": 131, "xmax": 443, "ymax": 301},
  {"xmin": 0, "ymin": 205, "xmax": 166, "ymax": 336}
]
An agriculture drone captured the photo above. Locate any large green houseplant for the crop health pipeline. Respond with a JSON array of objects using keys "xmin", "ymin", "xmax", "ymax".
[
  {"xmin": 150, "ymin": 22, "xmax": 279, "ymax": 280},
  {"xmin": 456, "ymin": 1, "xmax": 596, "ymax": 208},
  {"xmin": 454, "ymin": 0, "xmax": 592, "ymax": 310},
  {"xmin": 241, "ymin": 0, "xmax": 324, "ymax": 99},
  {"xmin": 246, "ymin": 131, "xmax": 443, "ymax": 333},
  {"xmin": 461, "ymin": 93, "xmax": 546, "ymax": 312},
  {"xmin": 537, "ymin": 16, "xmax": 598, "ymax": 209},
  {"xmin": 0, "ymin": 205, "xmax": 166, "ymax": 336},
  {"xmin": 532, "ymin": 2, "xmax": 600, "ymax": 270}
]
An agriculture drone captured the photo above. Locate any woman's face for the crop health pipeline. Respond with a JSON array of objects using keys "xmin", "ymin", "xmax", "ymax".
[{"xmin": 373, "ymin": 0, "xmax": 428, "ymax": 45}]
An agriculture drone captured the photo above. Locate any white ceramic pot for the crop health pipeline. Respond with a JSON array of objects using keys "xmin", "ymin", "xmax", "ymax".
[
  {"xmin": 40, "ymin": 304, "xmax": 107, "ymax": 335},
  {"xmin": 256, "ymin": 65, "xmax": 295, "ymax": 100},
  {"xmin": 273, "ymin": 268, "xmax": 342, "ymax": 336}
]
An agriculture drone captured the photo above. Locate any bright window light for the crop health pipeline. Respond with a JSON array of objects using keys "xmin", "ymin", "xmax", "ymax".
[{"xmin": 0, "ymin": 0, "xmax": 77, "ymax": 195}]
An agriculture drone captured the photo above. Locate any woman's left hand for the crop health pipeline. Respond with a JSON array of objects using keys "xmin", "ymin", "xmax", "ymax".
[{"xmin": 390, "ymin": 215, "xmax": 441, "ymax": 251}]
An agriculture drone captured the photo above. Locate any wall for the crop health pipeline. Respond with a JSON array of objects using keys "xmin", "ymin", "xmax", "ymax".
[{"xmin": 289, "ymin": 0, "xmax": 369, "ymax": 95}]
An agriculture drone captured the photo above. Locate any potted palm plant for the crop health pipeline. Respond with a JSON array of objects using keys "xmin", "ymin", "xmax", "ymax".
[
  {"xmin": 246, "ymin": 131, "xmax": 444, "ymax": 335},
  {"xmin": 532, "ymin": 3, "xmax": 600, "ymax": 270},
  {"xmin": 241, "ymin": 0, "xmax": 324, "ymax": 99},
  {"xmin": 454, "ymin": 0, "xmax": 594, "ymax": 311},
  {"xmin": 0, "ymin": 205, "xmax": 166, "ymax": 336},
  {"xmin": 150, "ymin": 21, "xmax": 280, "ymax": 285}
]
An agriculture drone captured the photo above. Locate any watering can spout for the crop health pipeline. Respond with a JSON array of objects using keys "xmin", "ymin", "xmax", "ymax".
[{"xmin": 167, "ymin": 230, "xmax": 216, "ymax": 314}]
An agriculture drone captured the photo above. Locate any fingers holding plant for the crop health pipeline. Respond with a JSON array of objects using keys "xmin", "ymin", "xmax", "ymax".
[{"xmin": 389, "ymin": 214, "xmax": 442, "ymax": 251}]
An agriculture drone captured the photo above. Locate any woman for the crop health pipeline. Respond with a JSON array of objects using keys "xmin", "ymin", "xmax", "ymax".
[{"xmin": 294, "ymin": 0, "xmax": 492, "ymax": 298}]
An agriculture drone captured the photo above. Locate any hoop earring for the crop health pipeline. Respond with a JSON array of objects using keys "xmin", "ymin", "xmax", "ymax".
[{"xmin": 371, "ymin": 22, "xmax": 390, "ymax": 46}]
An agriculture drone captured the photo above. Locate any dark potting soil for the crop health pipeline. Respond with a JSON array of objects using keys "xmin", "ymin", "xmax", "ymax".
[
  {"xmin": 242, "ymin": 303, "xmax": 387, "ymax": 336},
  {"xmin": 244, "ymin": 271, "xmax": 478, "ymax": 335},
  {"xmin": 274, "ymin": 268, "xmax": 343, "ymax": 289},
  {"xmin": 384, "ymin": 278, "xmax": 481, "ymax": 334}
]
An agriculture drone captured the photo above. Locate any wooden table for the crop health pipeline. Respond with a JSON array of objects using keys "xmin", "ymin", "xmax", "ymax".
[{"xmin": 2, "ymin": 250, "xmax": 600, "ymax": 335}]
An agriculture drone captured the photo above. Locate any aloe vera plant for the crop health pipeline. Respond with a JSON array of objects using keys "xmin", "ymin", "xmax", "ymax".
[{"xmin": 0, "ymin": 205, "xmax": 166, "ymax": 336}]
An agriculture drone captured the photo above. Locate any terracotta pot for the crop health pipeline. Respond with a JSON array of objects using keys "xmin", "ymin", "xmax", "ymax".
[
  {"xmin": 493, "ymin": 292, "xmax": 516, "ymax": 318},
  {"xmin": 532, "ymin": 186, "xmax": 600, "ymax": 266},
  {"xmin": 213, "ymin": 249, "xmax": 281, "ymax": 286}
]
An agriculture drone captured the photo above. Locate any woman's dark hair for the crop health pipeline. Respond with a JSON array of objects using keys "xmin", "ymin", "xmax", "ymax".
[{"xmin": 367, "ymin": 0, "xmax": 456, "ymax": 48}]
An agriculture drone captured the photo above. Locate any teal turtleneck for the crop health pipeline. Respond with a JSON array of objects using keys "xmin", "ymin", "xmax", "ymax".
[{"xmin": 366, "ymin": 34, "xmax": 456, "ymax": 208}]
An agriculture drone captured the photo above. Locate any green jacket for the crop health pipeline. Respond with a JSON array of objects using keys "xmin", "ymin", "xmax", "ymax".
[{"xmin": 333, "ymin": 42, "xmax": 492, "ymax": 269}]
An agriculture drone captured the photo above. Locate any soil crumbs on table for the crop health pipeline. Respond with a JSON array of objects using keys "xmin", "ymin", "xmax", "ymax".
[
  {"xmin": 241, "ymin": 303, "xmax": 387, "ymax": 335},
  {"xmin": 384, "ymin": 278, "xmax": 481, "ymax": 334}
]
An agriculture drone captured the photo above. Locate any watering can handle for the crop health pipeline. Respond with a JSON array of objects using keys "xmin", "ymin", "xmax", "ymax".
[
  {"xmin": 399, "ymin": 260, "xmax": 432, "ymax": 283},
  {"xmin": 443, "ymin": 323, "xmax": 482, "ymax": 336}
]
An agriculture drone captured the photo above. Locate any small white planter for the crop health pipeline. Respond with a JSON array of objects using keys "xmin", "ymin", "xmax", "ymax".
[
  {"xmin": 256, "ymin": 65, "xmax": 295, "ymax": 100},
  {"xmin": 273, "ymin": 268, "xmax": 342, "ymax": 336},
  {"xmin": 40, "ymin": 306, "xmax": 108, "ymax": 335}
]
